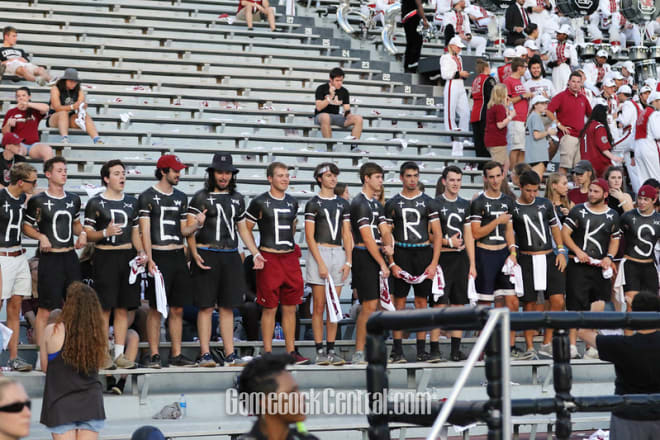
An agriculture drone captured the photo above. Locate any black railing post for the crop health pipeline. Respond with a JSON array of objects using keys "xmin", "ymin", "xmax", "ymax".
[
  {"xmin": 484, "ymin": 322, "xmax": 503, "ymax": 440},
  {"xmin": 552, "ymin": 328, "xmax": 573, "ymax": 440},
  {"xmin": 366, "ymin": 325, "xmax": 389, "ymax": 440}
]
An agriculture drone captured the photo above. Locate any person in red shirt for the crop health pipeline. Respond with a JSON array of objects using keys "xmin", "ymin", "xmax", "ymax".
[
  {"xmin": 547, "ymin": 71, "xmax": 593, "ymax": 175},
  {"xmin": 579, "ymin": 104, "xmax": 623, "ymax": 177},
  {"xmin": 470, "ymin": 59, "xmax": 496, "ymax": 163},
  {"xmin": 485, "ymin": 84, "xmax": 515, "ymax": 174},
  {"xmin": 1, "ymin": 87, "xmax": 52, "ymax": 161},
  {"xmin": 567, "ymin": 160, "xmax": 594, "ymax": 205},
  {"xmin": 504, "ymin": 57, "xmax": 533, "ymax": 170}
]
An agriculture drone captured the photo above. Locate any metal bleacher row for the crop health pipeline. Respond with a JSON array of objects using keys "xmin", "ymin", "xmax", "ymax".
[{"xmin": 1, "ymin": 0, "xmax": 614, "ymax": 438}]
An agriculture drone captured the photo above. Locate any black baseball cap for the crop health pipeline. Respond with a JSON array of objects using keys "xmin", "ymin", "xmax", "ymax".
[{"xmin": 208, "ymin": 153, "xmax": 239, "ymax": 174}]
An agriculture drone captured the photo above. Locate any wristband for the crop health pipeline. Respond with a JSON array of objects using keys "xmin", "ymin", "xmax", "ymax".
[
  {"xmin": 80, "ymin": 230, "xmax": 86, "ymax": 236},
  {"xmin": 607, "ymin": 254, "xmax": 615, "ymax": 260},
  {"xmin": 388, "ymin": 262, "xmax": 396, "ymax": 268},
  {"xmin": 508, "ymin": 244, "xmax": 517, "ymax": 249},
  {"xmin": 255, "ymin": 252, "xmax": 262, "ymax": 259},
  {"xmin": 510, "ymin": 251, "xmax": 517, "ymax": 257},
  {"xmin": 70, "ymin": 104, "xmax": 74, "ymax": 110},
  {"xmin": 344, "ymin": 262, "xmax": 352, "ymax": 268},
  {"xmin": 102, "ymin": 229, "xmax": 107, "ymax": 238}
]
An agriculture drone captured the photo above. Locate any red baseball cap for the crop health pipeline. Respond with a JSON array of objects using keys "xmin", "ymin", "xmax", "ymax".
[
  {"xmin": 591, "ymin": 178, "xmax": 609, "ymax": 194},
  {"xmin": 2, "ymin": 132, "xmax": 23, "ymax": 147},
  {"xmin": 638, "ymin": 184, "xmax": 658, "ymax": 200},
  {"xmin": 156, "ymin": 154, "xmax": 187, "ymax": 171}
]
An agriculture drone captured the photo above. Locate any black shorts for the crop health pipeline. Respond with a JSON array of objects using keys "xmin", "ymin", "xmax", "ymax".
[
  {"xmin": 92, "ymin": 248, "xmax": 140, "ymax": 310},
  {"xmin": 38, "ymin": 250, "xmax": 81, "ymax": 311},
  {"xmin": 623, "ymin": 260, "xmax": 659, "ymax": 293},
  {"xmin": 389, "ymin": 246, "xmax": 433, "ymax": 299},
  {"xmin": 475, "ymin": 247, "xmax": 514, "ymax": 302},
  {"xmin": 145, "ymin": 249, "xmax": 192, "ymax": 308},
  {"xmin": 434, "ymin": 250, "xmax": 469, "ymax": 306},
  {"xmin": 565, "ymin": 261, "xmax": 611, "ymax": 311},
  {"xmin": 518, "ymin": 251, "xmax": 566, "ymax": 303},
  {"xmin": 191, "ymin": 248, "xmax": 246, "ymax": 309},
  {"xmin": 352, "ymin": 247, "xmax": 381, "ymax": 303}
]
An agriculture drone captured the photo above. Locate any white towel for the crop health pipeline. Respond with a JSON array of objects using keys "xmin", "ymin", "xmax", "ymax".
[
  {"xmin": 128, "ymin": 256, "xmax": 145, "ymax": 284},
  {"xmin": 324, "ymin": 274, "xmax": 343, "ymax": 323},
  {"xmin": 0, "ymin": 323, "xmax": 13, "ymax": 351},
  {"xmin": 152, "ymin": 269, "xmax": 168, "ymax": 318},
  {"xmin": 613, "ymin": 258, "xmax": 627, "ymax": 308},
  {"xmin": 531, "ymin": 254, "xmax": 547, "ymax": 291},
  {"xmin": 397, "ymin": 267, "xmax": 446, "ymax": 301},
  {"xmin": 572, "ymin": 257, "xmax": 613, "ymax": 279},
  {"xmin": 467, "ymin": 276, "xmax": 478, "ymax": 306},
  {"xmin": 378, "ymin": 272, "xmax": 395, "ymax": 311},
  {"xmin": 502, "ymin": 259, "xmax": 524, "ymax": 297},
  {"xmin": 75, "ymin": 102, "xmax": 86, "ymax": 129}
]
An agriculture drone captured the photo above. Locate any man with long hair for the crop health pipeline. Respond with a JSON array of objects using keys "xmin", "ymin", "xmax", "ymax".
[
  {"xmin": 304, "ymin": 162, "xmax": 352, "ymax": 366},
  {"xmin": 187, "ymin": 153, "xmax": 263, "ymax": 367},
  {"xmin": 139, "ymin": 155, "xmax": 202, "ymax": 368},
  {"xmin": 385, "ymin": 162, "xmax": 442, "ymax": 363},
  {"xmin": 84, "ymin": 160, "xmax": 145, "ymax": 369},
  {"xmin": 562, "ymin": 178, "xmax": 621, "ymax": 359},
  {"xmin": 350, "ymin": 162, "xmax": 393, "ymax": 364},
  {"xmin": 433, "ymin": 165, "xmax": 476, "ymax": 361},
  {"xmin": 0, "ymin": 163, "xmax": 37, "ymax": 371},
  {"xmin": 23, "ymin": 157, "xmax": 86, "ymax": 369},
  {"xmin": 244, "ymin": 162, "xmax": 309, "ymax": 365}
]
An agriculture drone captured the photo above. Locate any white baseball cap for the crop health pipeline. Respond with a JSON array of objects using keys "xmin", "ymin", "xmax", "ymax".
[
  {"xmin": 648, "ymin": 91, "xmax": 660, "ymax": 103},
  {"xmin": 596, "ymin": 49, "xmax": 609, "ymax": 58},
  {"xmin": 640, "ymin": 85, "xmax": 653, "ymax": 94},
  {"xmin": 524, "ymin": 40, "xmax": 538, "ymax": 50},
  {"xmin": 621, "ymin": 61, "xmax": 635, "ymax": 72},
  {"xmin": 515, "ymin": 45, "xmax": 527, "ymax": 57},
  {"xmin": 448, "ymin": 36, "xmax": 466, "ymax": 48},
  {"xmin": 556, "ymin": 24, "xmax": 571, "ymax": 35},
  {"xmin": 530, "ymin": 95, "xmax": 550, "ymax": 107},
  {"xmin": 503, "ymin": 48, "xmax": 516, "ymax": 58},
  {"xmin": 602, "ymin": 78, "xmax": 616, "ymax": 88},
  {"xmin": 616, "ymin": 85, "xmax": 632, "ymax": 95},
  {"xmin": 611, "ymin": 71, "xmax": 624, "ymax": 80}
]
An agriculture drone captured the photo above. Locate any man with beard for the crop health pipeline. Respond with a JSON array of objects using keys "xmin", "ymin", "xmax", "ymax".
[
  {"xmin": 139, "ymin": 155, "xmax": 202, "ymax": 368},
  {"xmin": 187, "ymin": 153, "xmax": 263, "ymax": 367},
  {"xmin": 562, "ymin": 178, "xmax": 621, "ymax": 359},
  {"xmin": 524, "ymin": 57, "xmax": 556, "ymax": 99}
]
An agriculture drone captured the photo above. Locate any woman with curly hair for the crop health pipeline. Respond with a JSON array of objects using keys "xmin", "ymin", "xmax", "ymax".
[{"xmin": 39, "ymin": 281, "xmax": 106, "ymax": 440}]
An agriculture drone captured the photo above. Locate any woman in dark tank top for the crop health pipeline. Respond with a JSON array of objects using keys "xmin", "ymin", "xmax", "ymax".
[{"xmin": 40, "ymin": 281, "xmax": 106, "ymax": 439}]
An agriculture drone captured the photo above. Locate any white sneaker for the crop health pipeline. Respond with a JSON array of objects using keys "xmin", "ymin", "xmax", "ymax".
[
  {"xmin": 570, "ymin": 345, "xmax": 581, "ymax": 359},
  {"xmin": 538, "ymin": 343, "xmax": 553, "ymax": 359},
  {"xmin": 583, "ymin": 347, "xmax": 599, "ymax": 359}
]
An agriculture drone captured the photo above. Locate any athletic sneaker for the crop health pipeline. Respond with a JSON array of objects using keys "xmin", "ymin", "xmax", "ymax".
[
  {"xmin": 102, "ymin": 355, "xmax": 116, "ymax": 370},
  {"xmin": 145, "ymin": 354, "xmax": 162, "ymax": 369},
  {"xmin": 510, "ymin": 347, "xmax": 534, "ymax": 360},
  {"xmin": 198, "ymin": 352, "xmax": 217, "ymax": 368},
  {"xmin": 522, "ymin": 349, "xmax": 538, "ymax": 360},
  {"xmin": 114, "ymin": 354, "xmax": 136, "ymax": 369},
  {"xmin": 450, "ymin": 351, "xmax": 468, "ymax": 362},
  {"xmin": 327, "ymin": 349, "xmax": 346, "ymax": 366},
  {"xmin": 315, "ymin": 349, "xmax": 330, "ymax": 365},
  {"xmin": 105, "ymin": 377, "xmax": 126, "ymax": 395},
  {"xmin": 416, "ymin": 351, "xmax": 432, "ymax": 362},
  {"xmin": 583, "ymin": 347, "xmax": 599, "ymax": 359},
  {"xmin": 538, "ymin": 343, "xmax": 553, "ymax": 359},
  {"xmin": 388, "ymin": 351, "xmax": 407, "ymax": 364},
  {"xmin": 225, "ymin": 352, "xmax": 248, "ymax": 367},
  {"xmin": 8, "ymin": 357, "xmax": 32, "ymax": 372},
  {"xmin": 169, "ymin": 354, "xmax": 198, "ymax": 367},
  {"xmin": 351, "ymin": 351, "xmax": 367, "ymax": 364},
  {"xmin": 570, "ymin": 345, "xmax": 581, "ymax": 359},
  {"xmin": 36, "ymin": 78, "xmax": 47, "ymax": 87},
  {"xmin": 429, "ymin": 350, "xmax": 446, "ymax": 363},
  {"xmin": 290, "ymin": 351, "xmax": 310, "ymax": 365}
]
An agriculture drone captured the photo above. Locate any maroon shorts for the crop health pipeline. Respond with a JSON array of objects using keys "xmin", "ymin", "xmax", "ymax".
[{"xmin": 256, "ymin": 248, "xmax": 304, "ymax": 309}]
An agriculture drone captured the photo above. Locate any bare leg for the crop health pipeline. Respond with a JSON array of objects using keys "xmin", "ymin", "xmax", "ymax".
[
  {"xmin": 413, "ymin": 296, "xmax": 428, "ymax": 341},
  {"xmin": 147, "ymin": 308, "xmax": 161, "ymax": 356},
  {"xmin": 392, "ymin": 296, "xmax": 407, "ymax": 341},
  {"xmin": 327, "ymin": 286, "xmax": 341, "ymax": 343},
  {"xmin": 48, "ymin": 111, "xmax": 70, "ymax": 137},
  {"xmin": 504, "ymin": 295, "xmax": 519, "ymax": 347},
  {"xmin": 35, "ymin": 307, "xmax": 51, "ymax": 367},
  {"xmin": 318, "ymin": 113, "xmax": 332, "ymax": 138},
  {"xmin": 266, "ymin": 7, "xmax": 276, "ymax": 30},
  {"xmin": 281, "ymin": 304, "xmax": 297, "ymax": 353},
  {"xmin": 531, "ymin": 163, "xmax": 546, "ymax": 180},
  {"xmin": 28, "ymin": 143, "xmax": 54, "ymax": 161},
  {"xmin": 345, "ymin": 114, "xmax": 363, "ymax": 139},
  {"xmin": 219, "ymin": 307, "xmax": 234, "ymax": 355},
  {"xmin": 355, "ymin": 299, "xmax": 378, "ymax": 352},
  {"xmin": 543, "ymin": 294, "xmax": 565, "ymax": 344},
  {"xmin": 35, "ymin": 66, "xmax": 51, "ymax": 82},
  {"xmin": 261, "ymin": 306, "xmax": 277, "ymax": 352},
  {"xmin": 245, "ymin": 7, "xmax": 254, "ymax": 28},
  {"xmin": 311, "ymin": 285, "xmax": 326, "ymax": 345},
  {"xmin": 75, "ymin": 429, "xmax": 99, "ymax": 440},
  {"xmin": 15, "ymin": 66, "xmax": 36, "ymax": 82},
  {"xmin": 168, "ymin": 306, "xmax": 183, "ymax": 357},
  {"xmin": 624, "ymin": 291, "xmax": 639, "ymax": 336},
  {"xmin": 113, "ymin": 308, "xmax": 128, "ymax": 349},
  {"xmin": 7, "ymin": 295, "xmax": 22, "ymax": 359},
  {"xmin": 523, "ymin": 301, "xmax": 543, "ymax": 351},
  {"xmin": 197, "ymin": 307, "xmax": 214, "ymax": 355}
]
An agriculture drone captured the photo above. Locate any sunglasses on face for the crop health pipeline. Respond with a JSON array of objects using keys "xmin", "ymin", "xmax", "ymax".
[
  {"xmin": 22, "ymin": 180, "xmax": 37, "ymax": 185},
  {"xmin": 0, "ymin": 400, "xmax": 31, "ymax": 413}
]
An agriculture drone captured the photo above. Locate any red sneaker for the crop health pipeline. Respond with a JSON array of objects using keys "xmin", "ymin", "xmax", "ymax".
[{"xmin": 290, "ymin": 351, "xmax": 310, "ymax": 365}]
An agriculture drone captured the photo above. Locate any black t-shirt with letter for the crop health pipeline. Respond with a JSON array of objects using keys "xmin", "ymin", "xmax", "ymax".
[
  {"xmin": 619, "ymin": 209, "xmax": 660, "ymax": 260},
  {"xmin": 245, "ymin": 192, "xmax": 298, "ymax": 251},
  {"xmin": 469, "ymin": 193, "xmax": 514, "ymax": 246},
  {"xmin": 0, "ymin": 47, "xmax": 29, "ymax": 62},
  {"xmin": 0, "ymin": 188, "xmax": 25, "ymax": 248},
  {"xmin": 564, "ymin": 204, "xmax": 621, "ymax": 259},
  {"xmin": 138, "ymin": 186, "xmax": 188, "ymax": 246},
  {"xmin": 314, "ymin": 82, "xmax": 350, "ymax": 115},
  {"xmin": 84, "ymin": 194, "xmax": 139, "ymax": 246},
  {"xmin": 350, "ymin": 192, "xmax": 387, "ymax": 245},
  {"xmin": 24, "ymin": 191, "xmax": 81, "ymax": 249},
  {"xmin": 304, "ymin": 195, "xmax": 350, "ymax": 246},
  {"xmin": 511, "ymin": 197, "xmax": 558, "ymax": 252},
  {"xmin": 385, "ymin": 193, "xmax": 439, "ymax": 244},
  {"xmin": 189, "ymin": 189, "xmax": 246, "ymax": 249},
  {"xmin": 436, "ymin": 194, "xmax": 471, "ymax": 244}
]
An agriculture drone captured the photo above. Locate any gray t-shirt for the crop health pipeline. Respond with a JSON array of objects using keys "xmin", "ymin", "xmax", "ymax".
[{"xmin": 525, "ymin": 111, "xmax": 548, "ymax": 164}]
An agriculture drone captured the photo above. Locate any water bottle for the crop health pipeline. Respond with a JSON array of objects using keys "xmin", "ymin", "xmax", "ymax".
[
  {"xmin": 179, "ymin": 394, "xmax": 187, "ymax": 418},
  {"xmin": 274, "ymin": 323, "xmax": 284, "ymax": 340}
]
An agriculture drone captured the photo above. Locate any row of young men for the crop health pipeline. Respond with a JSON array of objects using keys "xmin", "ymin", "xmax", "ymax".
[{"xmin": 1, "ymin": 156, "xmax": 659, "ymax": 370}]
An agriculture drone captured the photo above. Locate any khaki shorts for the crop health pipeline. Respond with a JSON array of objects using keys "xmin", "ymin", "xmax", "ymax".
[
  {"xmin": 236, "ymin": 6, "xmax": 272, "ymax": 20},
  {"xmin": 488, "ymin": 146, "xmax": 508, "ymax": 164},
  {"xmin": 306, "ymin": 246, "xmax": 347, "ymax": 286},
  {"xmin": 558, "ymin": 135, "xmax": 580, "ymax": 169},
  {"xmin": 4, "ymin": 60, "xmax": 37, "ymax": 76},
  {"xmin": 507, "ymin": 121, "xmax": 526, "ymax": 151},
  {"xmin": 0, "ymin": 252, "xmax": 32, "ymax": 299}
]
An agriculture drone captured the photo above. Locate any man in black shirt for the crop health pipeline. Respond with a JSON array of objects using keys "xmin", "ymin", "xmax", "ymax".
[
  {"xmin": 401, "ymin": 0, "xmax": 428, "ymax": 72},
  {"xmin": 139, "ymin": 154, "xmax": 202, "ymax": 368},
  {"xmin": 0, "ymin": 162, "xmax": 37, "ymax": 371},
  {"xmin": 577, "ymin": 292, "xmax": 660, "ymax": 438},
  {"xmin": 617, "ymin": 185, "xmax": 660, "ymax": 307},
  {"xmin": 314, "ymin": 68, "xmax": 363, "ymax": 143},
  {"xmin": 244, "ymin": 162, "xmax": 309, "ymax": 365},
  {"xmin": 187, "ymin": 153, "xmax": 262, "ymax": 367},
  {"xmin": 1, "ymin": 26, "xmax": 51, "ymax": 85},
  {"xmin": 23, "ymin": 157, "xmax": 86, "ymax": 365},
  {"xmin": 435, "ymin": 166, "xmax": 476, "ymax": 361},
  {"xmin": 304, "ymin": 162, "xmax": 352, "ymax": 366},
  {"xmin": 350, "ymin": 162, "xmax": 394, "ymax": 364},
  {"xmin": 385, "ymin": 162, "xmax": 442, "ymax": 363},
  {"xmin": 0, "ymin": 132, "xmax": 26, "ymax": 189},
  {"xmin": 84, "ymin": 160, "xmax": 144, "ymax": 369},
  {"xmin": 511, "ymin": 171, "xmax": 567, "ymax": 359},
  {"xmin": 563, "ymin": 178, "xmax": 621, "ymax": 359}
]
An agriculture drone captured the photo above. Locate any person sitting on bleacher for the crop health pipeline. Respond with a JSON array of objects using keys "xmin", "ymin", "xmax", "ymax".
[
  {"xmin": 0, "ymin": 27, "xmax": 51, "ymax": 86},
  {"xmin": 2, "ymin": 87, "xmax": 53, "ymax": 161},
  {"xmin": 236, "ymin": 0, "xmax": 279, "ymax": 32},
  {"xmin": 314, "ymin": 68, "xmax": 363, "ymax": 148},
  {"xmin": 47, "ymin": 68, "xmax": 104, "ymax": 145}
]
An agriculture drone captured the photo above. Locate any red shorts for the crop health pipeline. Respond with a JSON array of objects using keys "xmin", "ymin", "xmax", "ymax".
[{"xmin": 256, "ymin": 248, "xmax": 304, "ymax": 309}]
